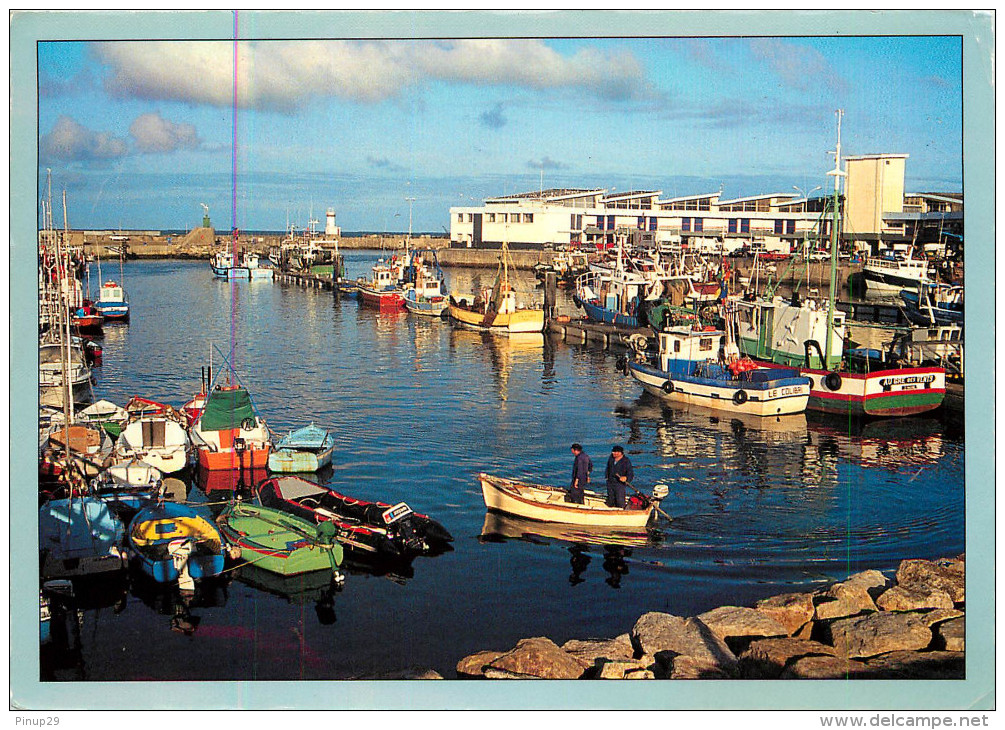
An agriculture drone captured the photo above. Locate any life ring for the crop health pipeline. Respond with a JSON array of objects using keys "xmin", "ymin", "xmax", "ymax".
[
  {"xmin": 732, "ymin": 389, "xmax": 748, "ymax": 405},
  {"xmin": 824, "ymin": 372, "xmax": 842, "ymax": 391},
  {"xmin": 240, "ymin": 417, "xmax": 256, "ymax": 431},
  {"xmin": 662, "ymin": 380, "xmax": 674, "ymax": 394}
]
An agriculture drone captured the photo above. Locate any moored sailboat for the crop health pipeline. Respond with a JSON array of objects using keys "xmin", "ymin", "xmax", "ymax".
[{"xmin": 448, "ymin": 239, "xmax": 544, "ymax": 333}]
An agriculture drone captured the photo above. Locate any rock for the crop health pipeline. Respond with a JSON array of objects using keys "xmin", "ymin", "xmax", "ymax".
[
  {"xmin": 896, "ymin": 558, "xmax": 965, "ymax": 604},
  {"xmin": 781, "ymin": 655, "xmax": 871, "ymax": 679},
  {"xmin": 842, "ymin": 570, "xmax": 892, "ymax": 596},
  {"xmin": 919, "ymin": 608, "xmax": 965, "ymax": 627},
  {"xmin": 739, "ymin": 638, "xmax": 836, "ymax": 679},
  {"xmin": 876, "ymin": 585, "xmax": 954, "ymax": 612},
  {"xmin": 624, "ymin": 668, "xmax": 656, "ymax": 679},
  {"xmin": 814, "ymin": 577, "xmax": 879, "ymax": 620},
  {"xmin": 935, "ymin": 617, "xmax": 965, "ymax": 651},
  {"xmin": 561, "ymin": 634, "xmax": 635, "ymax": 669},
  {"xmin": 456, "ymin": 650, "xmax": 505, "ymax": 678},
  {"xmin": 863, "ymin": 650, "xmax": 964, "ymax": 679},
  {"xmin": 597, "ymin": 659, "xmax": 652, "ymax": 679},
  {"xmin": 365, "ymin": 667, "xmax": 443, "ymax": 680},
  {"xmin": 829, "ymin": 612, "xmax": 933, "ymax": 659},
  {"xmin": 482, "ymin": 667, "xmax": 541, "ymax": 679},
  {"xmin": 697, "ymin": 606, "xmax": 788, "ymax": 645},
  {"xmin": 485, "ymin": 637, "xmax": 586, "ymax": 680},
  {"xmin": 754, "ymin": 592, "xmax": 816, "ymax": 636},
  {"xmin": 631, "ymin": 613, "xmax": 738, "ymax": 675},
  {"xmin": 668, "ymin": 654, "xmax": 732, "ymax": 679}
]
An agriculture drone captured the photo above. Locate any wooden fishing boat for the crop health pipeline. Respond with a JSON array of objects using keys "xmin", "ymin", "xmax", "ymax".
[
  {"xmin": 38, "ymin": 340, "xmax": 93, "ymax": 409},
  {"xmin": 92, "ymin": 458, "xmax": 163, "ymax": 512},
  {"xmin": 76, "ymin": 399, "xmax": 129, "ymax": 438},
  {"xmin": 210, "ymin": 250, "xmax": 248, "ymax": 279},
  {"xmin": 39, "ymin": 497, "xmax": 128, "ymax": 579},
  {"xmin": 478, "ymin": 473, "xmax": 659, "ymax": 528},
  {"xmin": 256, "ymin": 475, "xmax": 453, "ymax": 559},
  {"xmin": 402, "ymin": 249, "xmax": 449, "ymax": 316},
  {"xmin": 357, "ymin": 256, "xmax": 407, "ymax": 311},
  {"xmin": 128, "ymin": 502, "xmax": 226, "ymax": 586},
  {"xmin": 268, "ymin": 424, "xmax": 336, "ymax": 473},
  {"xmin": 448, "ymin": 239, "xmax": 543, "ymax": 333},
  {"xmin": 242, "ymin": 252, "xmax": 275, "ymax": 280},
  {"xmin": 39, "ymin": 422, "xmax": 113, "ymax": 481},
  {"xmin": 189, "ymin": 384, "xmax": 272, "ymax": 471},
  {"xmin": 217, "ymin": 502, "xmax": 344, "ymax": 577},
  {"xmin": 115, "ymin": 412, "xmax": 191, "ymax": 475},
  {"xmin": 71, "ymin": 303, "xmax": 104, "ymax": 336}
]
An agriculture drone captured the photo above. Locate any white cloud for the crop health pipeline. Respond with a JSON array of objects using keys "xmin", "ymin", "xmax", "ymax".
[
  {"xmin": 129, "ymin": 112, "xmax": 200, "ymax": 153},
  {"xmin": 40, "ymin": 115, "xmax": 129, "ymax": 161},
  {"xmin": 93, "ymin": 39, "xmax": 648, "ymax": 111}
]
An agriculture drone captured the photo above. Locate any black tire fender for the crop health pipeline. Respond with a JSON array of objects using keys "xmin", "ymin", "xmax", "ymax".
[
  {"xmin": 240, "ymin": 417, "xmax": 256, "ymax": 431},
  {"xmin": 732, "ymin": 389, "xmax": 748, "ymax": 405},
  {"xmin": 825, "ymin": 372, "xmax": 842, "ymax": 391},
  {"xmin": 662, "ymin": 380, "xmax": 674, "ymax": 395}
]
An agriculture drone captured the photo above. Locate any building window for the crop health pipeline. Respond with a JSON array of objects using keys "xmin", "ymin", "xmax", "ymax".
[
  {"xmin": 467, "ymin": 213, "xmax": 473, "ymax": 223},
  {"xmin": 596, "ymin": 216, "xmax": 605, "ymax": 231},
  {"xmin": 523, "ymin": 213, "xmax": 533, "ymax": 223},
  {"xmin": 486, "ymin": 213, "xmax": 495, "ymax": 223},
  {"xmin": 698, "ymin": 199, "xmax": 711, "ymax": 211},
  {"xmin": 649, "ymin": 217, "xmax": 658, "ymax": 232},
  {"xmin": 607, "ymin": 215, "xmax": 616, "ymax": 230},
  {"xmin": 694, "ymin": 218, "xmax": 703, "ymax": 232},
  {"xmin": 637, "ymin": 216, "xmax": 645, "ymax": 229},
  {"xmin": 786, "ymin": 220, "xmax": 796, "ymax": 235},
  {"xmin": 728, "ymin": 219, "xmax": 737, "ymax": 234},
  {"xmin": 457, "ymin": 213, "xmax": 464, "ymax": 222},
  {"xmin": 774, "ymin": 220, "xmax": 784, "ymax": 235},
  {"xmin": 740, "ymin": 219, "xmax": 750, "ymax": 234},
  {"xmin": 682, "ymin": 218, "xmax": 691, "ymax": 232}
]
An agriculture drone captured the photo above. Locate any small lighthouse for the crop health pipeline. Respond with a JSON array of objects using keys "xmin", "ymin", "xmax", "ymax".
[{"xmin": 325, "ymin": 208, "xmax": 340, "ymax": 237}]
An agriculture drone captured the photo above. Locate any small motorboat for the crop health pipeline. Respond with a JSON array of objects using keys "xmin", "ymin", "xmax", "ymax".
[
  {"xmin": 268, "ymin": 424, "xmax": 336, "ymax": 473},
  {"xmin": 92, "ymin": 458, "xmax": 163, "ymax": 512},
  {"xmin": 478, "ymin": 473, "xmax": 664, "ymax": 528},
  {"xmin": 189, "ymin": 384, "xmax": 272, "ymax": 471},
  {"xmin": 256, "ymin": 475, "xmax": 453, "ymax": 560},
  {"xmin": 216, "ymin": 502, "xmax": 344, "ymax": 578},
  {"xmin": 128, "ymin": 502, "xmax": 227, "ymax": 588},
  {"xmin": 95, "ymin": 280, "xmax": 130, "ymax": 322},
  {"xmin": 39, "ymin": 497, "xmax": 128, "ymax": 580},
  {"xmin": 115, "ymin": 405, "xmax": 191, "ymax": 475},
  {"xmin": 76, "ymin": 399, "xmax": 129, "ymax": 439}
]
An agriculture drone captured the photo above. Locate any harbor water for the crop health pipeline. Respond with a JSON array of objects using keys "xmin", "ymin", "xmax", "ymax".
[{"xmin": 42, "ymin": 253, "xmax": 964, "ymax": 681}]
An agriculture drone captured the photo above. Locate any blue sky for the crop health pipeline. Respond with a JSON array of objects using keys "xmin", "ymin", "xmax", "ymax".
[{"xmin": 36, "ymin": 34, "xmax": 963, "ymax": 233}]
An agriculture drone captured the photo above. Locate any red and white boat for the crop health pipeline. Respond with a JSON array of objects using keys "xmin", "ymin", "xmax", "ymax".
[
  {"xmin": 356, "ymin": 256, "xmax": 406, "ymax": 311},
  {"xmin": 189, "ymin": 384, "xmax": 272, "ymax": 471}
]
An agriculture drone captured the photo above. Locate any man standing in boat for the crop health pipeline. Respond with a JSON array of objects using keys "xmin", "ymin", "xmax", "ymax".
[
  {"xmin": 604, "ymin": 445, "xmax": 634, "ymax": 509},
  {"xmin": 567, "ymin": 443, "xmax": 592, "ymax": 504}
]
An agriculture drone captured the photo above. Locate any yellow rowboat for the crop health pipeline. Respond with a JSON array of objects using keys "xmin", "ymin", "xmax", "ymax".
[
  {"xmin": 448, "ymin": 296, "xmax": 544, "ymax": 333},
  {"xmin": 478, "ymin": 473, "xmax": 659, "ymax": 528}
]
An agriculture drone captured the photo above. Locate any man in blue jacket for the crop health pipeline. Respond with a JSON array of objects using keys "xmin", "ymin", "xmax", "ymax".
[
  {"xmin": 604, "ymin": 445, "xmax": 634, "ymax": 508},
  {"xmin": 567, "ymin": 443, "xmax": 592, "ymax": 504}
]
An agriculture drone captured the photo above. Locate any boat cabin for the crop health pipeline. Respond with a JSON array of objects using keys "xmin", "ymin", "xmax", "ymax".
[
  {"xmin": 99, "ymin": 281, "xmax": 126, "ymax": 304},
  {"xmin": 733, "ymin": 296, "xmax": 846, "ymax": 370},
  {"xmin": 657, "ymin": 326, "xmax": 727, "ymax": 375}
]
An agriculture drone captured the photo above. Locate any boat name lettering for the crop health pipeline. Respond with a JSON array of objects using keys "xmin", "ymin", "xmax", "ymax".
[{"xmin": 879, "ymin": 375, "xmax": 936, "ymax": 387}]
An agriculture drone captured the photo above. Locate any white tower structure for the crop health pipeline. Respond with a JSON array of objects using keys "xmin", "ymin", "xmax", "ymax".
[{"xmin": 325, "ymin": 208, "xmax": 340, "ymax": 237}]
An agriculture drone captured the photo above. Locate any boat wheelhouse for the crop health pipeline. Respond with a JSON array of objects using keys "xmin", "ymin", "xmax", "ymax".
[
  {"xmin": 95, "ymin": 281, "xmax": 129, "ymax": 321},
  {"xmin": 210, "ymin": 250, "xmax": 248, "ymax": 279},
  {"xmin": 357, "ymin": 257, "xmax": 407, "ymax": 310}
]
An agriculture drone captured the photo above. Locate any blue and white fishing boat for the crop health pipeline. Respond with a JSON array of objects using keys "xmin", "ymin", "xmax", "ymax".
[
  {"xmin": 210, "ymin": 250, "xmax": 248, "ymax": 279},
  {"xmin": 268, "ymin": 423, "xmax": 336, "ymax": 473},
  {"xmin": 128, "ymin": 502, "xmax": 227, "ymax": 588},
  {"xmin": 900, "ymin": 283, "xmax": 963, "ymax": 326},
  {"xmin": 94, "ymin": 281, "xmax": 129, "ymax": 321},
  {"xmin": 403, "ymin": 249, "xmax": 449, "ymax": 316},
  {"xmin": 620, "ymin": 324, "xmax": 811, "ymax": 417},
  {"xmin": 242, "ymin": 252, "xmax": 275, "ymax": 280},
  {"xmin": 39, "ymin": 497, "xmax": 128, "ymax": 579}
]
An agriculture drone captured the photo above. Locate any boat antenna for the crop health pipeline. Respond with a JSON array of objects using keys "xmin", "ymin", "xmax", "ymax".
[{"xmin": 824, "ymin": 109, "xmax": 846, "ymax": 367}]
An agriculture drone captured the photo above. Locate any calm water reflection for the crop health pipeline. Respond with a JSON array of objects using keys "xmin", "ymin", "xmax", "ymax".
[{"xmin": 43, "ymin": 254, "xmax": 964, "ymax": 681}]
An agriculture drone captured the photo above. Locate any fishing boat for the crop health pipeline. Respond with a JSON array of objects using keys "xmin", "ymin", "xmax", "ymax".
[
  {"xmin": 71, "ymin": 303, "xmax": 104, "ymax": 336},
  {"xmin": 402, "ymin": 249, "xmax": 449, "ymax": 316},
  {"xmin": 216, "ymin": 502, "xmax": 345, "ymax": 578},
  {"xmin": 39, "ymin": 497, "xmax": 128, "ymax": 579},
  {"xmin": 75, "ymin": 399, "xmax": 129, "ymax": 439},
  {"xmin": 356, "ymin": 256, "xmax": 407, "ymax": 310},
  {"xmin": 900, "ymin": 283, "xmax": 964, "ymax": 326},
  {"xmin": 128, "ymin": 502, "xmax": 227, "ymax": 587},
  {"xmin": 189, "ymin": 383, "xmax": 272, "ymax": 471},
  {"xmin": 256, "ymin": 475, "xmax": 453, "ymax": 559},
  {"xmin": 448, "ymin": 240, "xmax": 544, "ymax": 333},
  {"xmin": 622, "ymin": 323, "xmax": 811, "ymax": 417},
  {"xmin": 38, "ymin": 340, "xmax": 93, "ymax": 409},
  {"xmin": 268, "ymin": 424, "xmax": 336, "ymax": 473},
  {"xmin": 863, "ymin": 250, "xmax": 933, "ymax": 294},
  {"xmin": 91, "ymin": 458, "xmax": 163, "ymax": 512},
  {"xmin": 732, "ymin": 111, "xmax": 946, "ymax": 417},
  {"xmin": 533, "ymin": 248, "xmax": 591, "ymax": 286},
  {"xmin": 39, "ymin": 421, "xmax": 114, "ymax": 481},
  {"xmin": 94, "ymin": 281, "xmax": 129, "ymax": 322},
  {"xmin": 210, "ymin": 250, "xmax": 247, "ymax": 279},
  {"xmin": 115, "ymin": 408, "xmax": 191, "ymax": 475},
  {"xmin": 242, "ymin": 251, "xmax": 274, "ymax": 280},
  {"xmin": 478, "ymin": 473, "xmax": 663, "ymax": 528}
]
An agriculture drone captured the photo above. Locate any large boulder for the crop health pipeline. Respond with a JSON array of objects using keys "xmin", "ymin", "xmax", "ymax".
[
  {"xmin": 739, "ymin": 638, "xmax": 837, "ymax": 679},
  {"xmin": 754, "ymin": 592, "xmax": 816, "ymax": 636},
  {"xmin": 780, "ymin": 655, "xmax": 870, "ymax": 679},
  {"xmin": 876, "ymin": 585, "xmax": 954, "ymax": 612},
  {"xmin": 456, "ymin": 650, "xmax": 505, "ymax": 678},
  {"xmin": 484, "ymin": 637, "xmax": 586, "ymax": 679},
  {"xmin": 896, "ymin": 558, "xmax": 965, "ymax": 604},
  {"xmin": 561, "ymin": 634, "xmax": 636, "ymax": 669},
  {"xmin": 863, "ymin": 650, "xmax": 964, "ymax": 679},
  {"xmin": 668, "ymin": 654, "xmax": 733, "ymax": 679},
  {"xmin": 935, "ymin": 617, "xmax": 965, "ymax": 652},
  {"xmin": 828, "ymin": 612, "xmax": 933, "ymax": 659},
  {"xmin": 596, "ymin": 659, "xmax": 655, "ymax": 679},
  {"xmin": 919, "ymin": 608, "xmax": 965, "ymax": 627},
  {"xmin": 697, "ymin": 606, "xmax": 789, "ymax": 647},
  {"xmin": 814, "ymin": 573, "xmax": 884, "ymax": 620},
  {"xmin": 631, "ymin": 613, "xmax": 738, "ymax": 676}
]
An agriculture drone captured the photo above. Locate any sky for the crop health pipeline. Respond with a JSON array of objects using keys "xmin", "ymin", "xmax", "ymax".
[{"xmin": 34, "ymin": 31, "xmax": 963, "ymax": 233}]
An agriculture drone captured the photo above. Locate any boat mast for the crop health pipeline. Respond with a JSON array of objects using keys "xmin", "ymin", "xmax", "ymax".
[{"xmin": 824, "ymin": 109, "xmax": 845, "ymax": 367}]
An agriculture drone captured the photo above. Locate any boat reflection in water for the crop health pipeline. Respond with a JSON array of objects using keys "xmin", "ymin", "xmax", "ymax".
[
  {"xmin": 480, "ymin": 512, "xmax": 648, "ymax": 589},
  {"xmin": 236, "ymin": 563, "xmax": 343, "ymax": 625},
  {"xmin": 195, "ymin": 465, "xmax": 270, "ymax": 501},
  {"xmin": 449, "ymin": 327, "xmax": 543, "ymax": 403}
]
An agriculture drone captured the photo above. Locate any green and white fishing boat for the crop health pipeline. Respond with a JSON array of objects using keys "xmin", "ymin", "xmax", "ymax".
[{"xmin": 216, "ymin": 502, "xmax": 345, "ymax": 578}]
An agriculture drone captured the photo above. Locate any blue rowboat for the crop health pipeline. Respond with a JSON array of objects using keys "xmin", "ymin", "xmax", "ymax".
[
  {"xmin": 127, "ymin": 502, "xmax": 226, "ymax": 585},
  {"xmin": 39, "ymin": 498, "xmax": 128, "ymax": 579},
  {"xmin": 268, "ymin": 424, "xmax": 336, "ymax": 473}
]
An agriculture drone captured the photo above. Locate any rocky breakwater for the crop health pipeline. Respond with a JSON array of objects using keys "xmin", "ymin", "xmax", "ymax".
[{"xmin": 455, "ymin": 555, "xmax": 964, "ymax": 680}]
